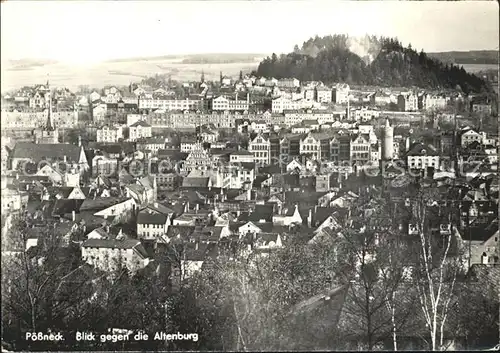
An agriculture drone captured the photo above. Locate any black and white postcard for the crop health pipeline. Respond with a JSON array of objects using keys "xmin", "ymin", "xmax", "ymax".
[{"xmin": 1, "ymin": 0, "xmax": 499, "ymax": 351}]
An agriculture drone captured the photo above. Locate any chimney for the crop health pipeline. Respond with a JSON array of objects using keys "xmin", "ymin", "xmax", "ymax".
[
  {"xmin": 481, "ymin": 253, "xmax": 488, "ymax": 265},
  {"xmin": 63, "ymin": 155, "xmax": 67, "ymax": 163},
  {"xmin": 247, "ymin": 188, "xmax": 251, "ymax": 201},
  {"xmin": 185, "ymin": 202, "xmax": 190, "ymax": 213},
  {"xmin": 195, "ymin": 242, "xmax": 199, "ymax": 251},
  {"xmin": 78, "ymin": 136, "xmax": 82, "ymax": 147},
  {"xmin": 196, "ymin": 203, "xmax": 200, "ymax": 212},
  {"xmin": 308, "ymin": 208, "xmax": 312, "ymax": 227},
  {"xmin": 314, "ymin": 205, "xmax": 318, "ymax": 214},
  {"xmin": 72, "ymin": 210, "xmax": 76, "ymax": 222}
]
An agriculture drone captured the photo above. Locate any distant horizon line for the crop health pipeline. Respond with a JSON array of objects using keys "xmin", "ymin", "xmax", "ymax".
[{"xmin": 5, "ymin": 48, "xmax": 499, "ymax": 65}]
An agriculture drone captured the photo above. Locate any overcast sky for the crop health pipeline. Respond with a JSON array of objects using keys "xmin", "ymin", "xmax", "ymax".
[{"xmin": 1, "ymin": 1, "xmax": 498, "ymax": 64}]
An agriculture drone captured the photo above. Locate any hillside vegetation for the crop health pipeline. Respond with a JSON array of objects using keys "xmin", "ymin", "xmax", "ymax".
[{"xmin": 253, "ymin": 35, "xmax": 493, "ymax": 94}]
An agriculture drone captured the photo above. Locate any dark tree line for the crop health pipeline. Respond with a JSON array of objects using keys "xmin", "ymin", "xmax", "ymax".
[{"xmin": 254, "ymin": 35, "xmax": 493, "ymax": 95}]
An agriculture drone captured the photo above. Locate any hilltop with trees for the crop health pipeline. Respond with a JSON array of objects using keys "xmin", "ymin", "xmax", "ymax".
[{"xmin": 253, "ymin": 35, "xmax": 494, "ymax": 95}]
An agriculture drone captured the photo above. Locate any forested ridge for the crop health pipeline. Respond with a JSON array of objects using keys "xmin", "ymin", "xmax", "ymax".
[{"xmin": 254, "ymin": 35, "xmax": 493, "ymax": 94}]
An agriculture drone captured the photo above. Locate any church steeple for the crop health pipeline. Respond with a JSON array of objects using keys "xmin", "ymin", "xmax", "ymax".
[{"xmin": 45, "ymin": 79, "xmax": 54, "ymax": 131}]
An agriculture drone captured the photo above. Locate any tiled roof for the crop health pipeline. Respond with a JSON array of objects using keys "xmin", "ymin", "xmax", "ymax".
[
  {"xmin": 130, "ymin": 120, "xmax": 151, "ymax": 128},
  {"xmin": 82, "ymin": 238, "xmax": 148, "ymax": 258},
  {"xmin": 143, "ymin": 203, "xmax": 175, "ymax": 215},
  {"xmin": 166, "ymin": 226, "xmax": 196, "ymax": 240},
  {"xmin": 52, "ymin": 199, "xmax": 84, "ymax": 216},
  {"xmin": 13, "ymin": 143, "xmax": 81, "ymax": 162},
  {"xmin": 406, "ymin": 143, "xmax": 439, "ymax": 157},
  {"xmin": 248, "ymin": 204, "xmax": 274, "ymax": 223},
  {"xmin": 45, "ymin": 186, "xmax": 74, "ymax": 199},
  {"xmin": 182, "ymin": 177, "xmax": 210, "ymax": 188},
  {"xmin": 80, "ymin": 197, "xmax": 127, "ymax": 212},
  {"xmin": 231, "ymin": 149, "xmax": 253, "ymax": 156},
  {"xmin": 137, "ymin": 211, "xmax": 168, "ymax": 225}
]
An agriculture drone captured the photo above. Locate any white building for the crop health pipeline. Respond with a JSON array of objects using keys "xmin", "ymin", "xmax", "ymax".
[
  {"xmin": 129, "ymin": 121, "xmax": 152, "ymax": 141},
  {"xmin": 406, "ymin": 143, "xmax": 440, "ymax": 170},
  {"xmin": 398, "ymin": 93, "xmax": 419, "ymax": 112},
  {"xmin": 137, "ymin": 206, "xmax": 170, "ymax": 241},
  {"xmin": 277, "ymin": 78, "xmax": 300, "ymax": 88},
  {"xmin": 211, "ymin": 95, "xmax": 249, "ymax": 111},
  {"xmin": 249, "ymin": 134, "xmax": 271, "ymax": 166},
  {"xmin": 353, "ymin": 107, "xmax": 381, "ymax": 122},
  {"xmin": 81, "ymin": 234, "xmax": 149, "ymax": 273},
  {"xmin": 424, "ymin": 95, "xmax": 448, "ymax": 111},
  {"xmin": 272, "ymin": 97, "xmax": 311, "ymax": 113},
  {"xmin": 333, "ymin": 83, "xmax": 350, "ymax": 104},
  {"xmin": 461, "ymin": 129, "xmax": 483, "ymax": 147},
  {"xmin": 230, "ymin": 150, "xmax": 254, "ymax": 163},
  {"xmin": 315, "ymin": 87, "xmax": 333, "ymax": 103},
  {"xmin": 299, "ymin": 133, "xmax": 323, "ymax": 160},
  {"xmin": 97, "ymin": 125, "xmax": 124, "ymax": 143},
  {"xmin": 138, "ymin": 97, "xmax": 202, "ymax": 111}
]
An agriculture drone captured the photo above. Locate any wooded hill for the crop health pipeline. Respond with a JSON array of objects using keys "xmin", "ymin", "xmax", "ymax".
[{"xmin": 253, "ymin": 35, "xmax": 493, "ymax": 94}]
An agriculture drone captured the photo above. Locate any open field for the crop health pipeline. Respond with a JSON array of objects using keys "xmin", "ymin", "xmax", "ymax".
[
  {"xmin": 459, "ymin": 63, "xmax": 498, "ymax": 73},
  {"xmin": 1, "ymin": 55, "xmax": 264, "ymax": 92}
]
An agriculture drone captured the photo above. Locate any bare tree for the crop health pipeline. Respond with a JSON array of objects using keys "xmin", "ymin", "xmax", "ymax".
[
  {"xmin": 324, "ymin": 192, "xmax": 422, "ymax": 351},
  {"xmin": 1, "ymin": 214, "xmax": 92, "ymax": 350},
  {"xmin": 412, "ymin": 187, "xmax": 463, "ymax": 351}
]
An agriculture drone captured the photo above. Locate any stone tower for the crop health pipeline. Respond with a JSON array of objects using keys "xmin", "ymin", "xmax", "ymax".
[{"xmin": 382, "ymin": 118, "xmax": 394, "ymax": 161}]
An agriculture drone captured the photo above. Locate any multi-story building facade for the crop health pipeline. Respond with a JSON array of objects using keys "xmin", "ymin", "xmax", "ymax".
[
  {"xmin": 300, "ymin": 133, "xmax": 321, "ymax": 160},
  {"xmin": 353, "ymin": 107, "xmax": 381, "ymax": 122},
  {"xmin": 137, "ymin": 208, "xmax": 170, "ymax": 241},
  {"xmin": 29, "ymin": 89, "xmax": 49, "ymax": 109},
  {"xmin": 277, "ymin": 78, "xmax": 300, "ymax": 88},
  {"xmin": 211, "ymin": 163, "xmax": 255, "ymax": 189},
  {"xmin": 397, "ymin": 93, "xmax": 419, "ymax": 112},
  {"xmin": 461, "ymin": 129, "xmax": 483, "ymax": 148},
  {"xmin": 230, "ymin": 150, "xmax": 254, "ymax": 163},
  {"xmin": 182, "ymin": 143, "xmax": 213, "ymax": 173},
  {"xmin": 129, "ymin": 121, "xmax": 152, "ymax": 141},
  {"xmin": 157, "ymin": 173, "xmax": 180, "ymax": 191},
  {"xmin": 303, "ymin": 88, "xmax": 316, "ymax": 101},
  {"xmin": 471, "ymin": 103, "xmax": 492, "ymax": 115},
  {"xmin": 424, "ymin": 95, "xmax": 448, "ymax": 111},
  {"xmin": 350, "ymin": 133, "xmax": 373, "ymax": 166},
  {"xmin": 92, "ymin": 154, "xmax": 119, "ymax": 177},
  {"xmin": 136, "ymin": 137, "xmax": 167, "ymax": 155},
  {"xmin": 1, "ymin": 109, "xmax": 78, "ymax": 129},
  {"xmin": 406, "ymin": 143, "xmax": 440, "ymax": 170},
  {"xmin": 315, "ymin": 87, "xmax": 333, "ymax": 103},
  {"xmin": 249, "ymin": 134, "xmax": 271, "ymax": 166},
  {"xmin": 81, "ymin": 235, "xmax": 149, "ymax": 273},
  {"xmin": 333, "ymin": 83, "xmax": 350, "ymax": 104},
  {"xmin": 138, "ymin": 97, "xmax": 202, "ymax": 111},
  {"xmin": 97, "ymin": 125, "xmax": 124, "ymax": 143},
  {"xmin": 272, "ymin": 97, "xmax": 310, "ymax": 114},
  {"xmin": 210, "ymin": 95, "xmax": 250, "ymax": 112}
]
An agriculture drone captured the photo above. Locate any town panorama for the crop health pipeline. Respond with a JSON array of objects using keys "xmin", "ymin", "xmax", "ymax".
[{"xmin": 1, "ymin": 2, "xmax": 499, "ymax": 352}]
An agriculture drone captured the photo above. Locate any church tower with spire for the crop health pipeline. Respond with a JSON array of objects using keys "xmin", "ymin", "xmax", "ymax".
[{"xmin": 35, "ymin": 79, "xmax": 59, "ymax": 144}]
